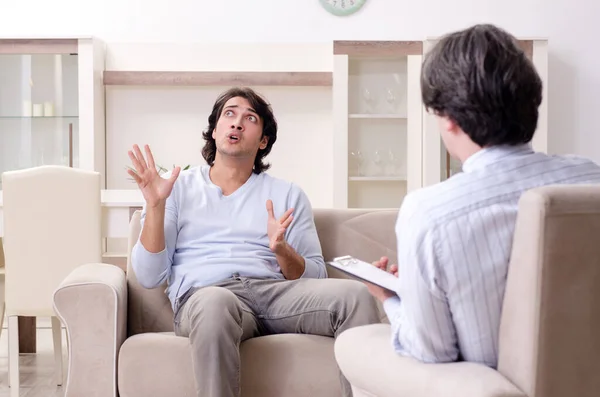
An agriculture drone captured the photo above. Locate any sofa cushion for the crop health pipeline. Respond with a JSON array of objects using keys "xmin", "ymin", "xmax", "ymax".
[{"xmin": 118, "ymin": 332, "xmax": 342, "ymax": 397}]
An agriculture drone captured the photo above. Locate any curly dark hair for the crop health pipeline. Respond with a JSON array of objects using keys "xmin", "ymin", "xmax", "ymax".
[
  {"xmin": 421, "ymin": 24, "xmax": 543, "ymax": 147},
  {"xmin": 201, "ymin": 87, "xmax": 278, "ymax": 174}
]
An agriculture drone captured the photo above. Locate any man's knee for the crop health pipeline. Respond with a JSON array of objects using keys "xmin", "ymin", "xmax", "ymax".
[
  {"xmin": 342, "ymin": 280, "xmax": 378, "ymax": 307},
  {"xmin": 185, "ymin": 287, "xmax": 244, "ymax": 332},
  {"xmin": 329, "ymin": 279, "xmax": 381, "ymax": 325}
]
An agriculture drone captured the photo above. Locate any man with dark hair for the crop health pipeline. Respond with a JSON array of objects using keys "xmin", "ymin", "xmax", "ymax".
[
  {"xmin": 364, "ymin": 24, "xmax": 600, "ymax": 368},
  {"xmin": 128, "ymin": 87, "xmax": 379, "ymax": 397}
]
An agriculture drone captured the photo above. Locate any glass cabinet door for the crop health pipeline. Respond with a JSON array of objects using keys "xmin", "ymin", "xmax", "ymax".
[
  {"xmin": 332, "ymin": 41, "xmax": 423, "ymax": 209},
  {"xmin": 346, "ymin": 55, "xmax": 410, "ymax": 208},
  {"xmin": 0, "ymin": 52, "xmax": 79, "ymax": 187}
]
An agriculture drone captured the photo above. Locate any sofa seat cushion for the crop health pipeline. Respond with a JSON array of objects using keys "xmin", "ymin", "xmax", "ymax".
[{"xmin": 118, "ymin": 332, "xmax": 342, "ymax": 397}]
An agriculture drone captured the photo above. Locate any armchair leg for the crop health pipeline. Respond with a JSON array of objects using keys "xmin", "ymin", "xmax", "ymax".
[
  {"xmin": 8, "ymin": 315, "xmax": 19, "ymax": 396},
  {"xmin": 0, "ymin": 274, "xmax": 5, "ymax": 339},
  {"xmin": 0, "ymin": 302, "xmax": 5, "ymax": 339},
  {"xmin": 52, "ymin": 316, "xmax": 63, "ymax": 386}
]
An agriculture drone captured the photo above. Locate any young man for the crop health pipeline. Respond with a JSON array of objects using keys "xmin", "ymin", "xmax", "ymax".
[
  {"xmin": 128, "ymin": 87, "xmax": 380, "ymax": 397},
  {"xmin": 365, "ymin": 24, "xmax": 600, "ymax": 368}
]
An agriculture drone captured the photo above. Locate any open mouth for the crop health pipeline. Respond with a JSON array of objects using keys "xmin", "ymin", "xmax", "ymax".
[{"xmin": 227, "ymin": 134, "xmax": 240, "ymax": 143}]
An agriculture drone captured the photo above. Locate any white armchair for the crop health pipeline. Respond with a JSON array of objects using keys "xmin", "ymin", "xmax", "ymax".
[{"xmin": 1, "ymin": 165, "xmax": 103, "ymax": 396}]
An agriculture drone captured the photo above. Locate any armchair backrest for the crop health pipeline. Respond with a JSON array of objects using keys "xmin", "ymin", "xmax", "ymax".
[
  {"xmin": 2, "ymin": 165, "xmax": 102, "ymax": 316},
  {"xmin": 497, "ymin": 185, "xmax": 600, "ymax": 397},
  {"xmin": 126, "ymin": 207, "xmax": 399, "ymax": 335}
]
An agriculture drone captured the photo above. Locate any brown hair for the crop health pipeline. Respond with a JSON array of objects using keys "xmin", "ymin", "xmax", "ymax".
[
  {"xmin": 421, "ymin": 24, "xmax": 543, "ymax": 147},
  {"xmin": 201, "ymin": 87, "xmax": 278, "ymax": 174}
]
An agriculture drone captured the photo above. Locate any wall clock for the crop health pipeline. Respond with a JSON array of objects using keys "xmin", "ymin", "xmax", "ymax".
[{"xmin": 319, "ymin": 0, "xmax": 367, "ymax": 16}]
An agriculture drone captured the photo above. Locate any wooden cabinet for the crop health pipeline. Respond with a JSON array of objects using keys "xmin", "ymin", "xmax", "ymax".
[
  {"xmin": 0, "ymin": 37, "xmax": 106, "ymax": 188},
  {"xmin": 333, "ymin": 38, "xmax": 549, "ymax": 207},
  {"xmin": 332, "ymin": 41, "xmax": 424, "ymax": 209}
]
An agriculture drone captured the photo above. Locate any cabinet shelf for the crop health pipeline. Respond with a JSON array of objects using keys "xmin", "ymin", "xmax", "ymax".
[{"xmin": 349, "ymin": 176, "xmax": 406, "ymax": 182}]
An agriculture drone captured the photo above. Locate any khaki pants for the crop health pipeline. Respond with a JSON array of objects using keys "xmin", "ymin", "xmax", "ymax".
[{"xmin": 174, "ymin": 274, "xmax": 381, "ymax": 397}]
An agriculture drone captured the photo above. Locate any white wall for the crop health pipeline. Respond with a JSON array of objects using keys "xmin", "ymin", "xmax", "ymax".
[
  {"xmin": 1, "ymin": 0, "xmax": 599, "ymax": 166},
  {"xmin": 103, "ymin": 42, "xmax": 334, "ymax": 207},
  {"xmin": 106, "ymin": 85, "xmax": 333, "ymax": 207}
]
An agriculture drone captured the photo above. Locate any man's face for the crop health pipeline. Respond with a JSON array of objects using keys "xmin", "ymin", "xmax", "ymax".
[{"xmin": 212, "ymin": 96, "xmax": 268, "ymax": 160}]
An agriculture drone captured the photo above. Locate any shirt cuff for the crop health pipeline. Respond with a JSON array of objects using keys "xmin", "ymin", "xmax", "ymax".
[
  {"xmin": 131, "ymin": 241, "xmax": 169, "ymax": 288},
  {"xmin": 300, "ymin": 257, "xmax": 326, "ymax": 279},
  {"xmin": 383, "ymin": 296, "xmax": 402, "ymax": 321}
]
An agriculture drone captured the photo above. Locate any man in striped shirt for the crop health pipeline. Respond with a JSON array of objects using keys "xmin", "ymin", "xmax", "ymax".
[{"xmin": 365, "ymin": 24, "xmax": 600, "ymax": 367}]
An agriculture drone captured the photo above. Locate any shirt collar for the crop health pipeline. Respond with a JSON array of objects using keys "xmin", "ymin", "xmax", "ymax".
[{"xmin": 462, "ymin": 143, "xmax": 534, "ymax": 173}]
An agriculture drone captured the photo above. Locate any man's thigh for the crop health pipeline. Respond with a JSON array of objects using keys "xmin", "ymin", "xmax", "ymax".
[
  {"xmin": 249, "ymin": 277, "xmax": 377, "ymax": 336},
  {"xmin": 174, "ymin": 283, "xmax": 261, "ymax": 342}
]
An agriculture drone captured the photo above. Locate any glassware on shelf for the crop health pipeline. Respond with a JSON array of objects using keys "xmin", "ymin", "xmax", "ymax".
[
  {"xmin": 372, "ymin": 149, "xmax": 383, "ymax": 176},
  {"xmin": 349, "ymin": 150, "xmax": 365, "ymax": 176},
  {"xmin": 386, "ymin": 149, "xmax": 399, "ymax": 176},
  {"xmin": 385, "ymin": 88, "xmax": 397, "ymax": 113},
  {"xmin": 362, "ymin": 88, "xmax": 377, "ymax": 114},
  {"xmin": 349, "ymin": 151, "xmax": 358, "ymax": 176}
]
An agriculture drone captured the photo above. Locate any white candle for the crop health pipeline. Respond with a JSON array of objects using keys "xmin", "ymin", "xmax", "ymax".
[
  {"xmin": 44, "ymin": 102, "xmax": 54, "ymax": 117},
  {"xmin": 32, "ymin": 104, "xmax": 43, "ymax": 117}
]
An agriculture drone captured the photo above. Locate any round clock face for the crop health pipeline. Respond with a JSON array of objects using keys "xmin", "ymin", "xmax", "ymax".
[{"xmin": 319, "ymin": 0, "xmax": 367, "ymax": 16}]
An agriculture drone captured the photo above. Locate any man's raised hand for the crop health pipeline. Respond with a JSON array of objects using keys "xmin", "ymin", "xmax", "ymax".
[
  {"xmin": 266, "ymin": 199, "xmax": 294, "ymax": 253},
  {"xmin": 127, "ymin": 144, "xmax": 180, "ymax": 208}
]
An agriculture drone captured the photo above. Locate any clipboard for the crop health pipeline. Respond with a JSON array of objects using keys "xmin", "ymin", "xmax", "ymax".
[{"xmin": 327, "ymin": 255, "xmax": 400, "ymax": 293}]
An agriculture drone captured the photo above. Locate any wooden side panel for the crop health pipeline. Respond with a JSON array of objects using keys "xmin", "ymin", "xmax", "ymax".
[
  {"xmin": 518, "ymin": 40, "xmax": 534, "ymax": 60},
  {"xmin": 332, "ymin": 55, "xmax": 349, "ymax": 208},
  {"xmin": 334, "ymin": 41, "xmax": 423, "ymax": 57},
  {"xmin": 406, "ymin": 54, "xmax": 424, "ymax": 192},
  {"xmin": 103, "ymin": 71, "xmax": 333, "ymax": 86}
]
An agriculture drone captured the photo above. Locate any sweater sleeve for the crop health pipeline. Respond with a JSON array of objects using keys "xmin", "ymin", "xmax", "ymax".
[
  {"xmin": 130, "ymin": 182, "xmax": 179, "ymax": 289},
  {"xmin": 284, "ymin": 185, "xmax": 327, "ymax": 279}
]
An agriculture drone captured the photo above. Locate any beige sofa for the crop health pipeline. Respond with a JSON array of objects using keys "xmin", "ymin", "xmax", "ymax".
[{"xmin": 53, "ymin": 208, "xmax": 397, "ymax": 397}]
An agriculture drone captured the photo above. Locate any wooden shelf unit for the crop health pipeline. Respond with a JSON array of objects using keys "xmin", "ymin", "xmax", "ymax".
[
  {"xmin": 0, "ymin": 37, "xmax": 106, "ymax": 187},
  {"xmin": 333, "ymin": 40, "xmax": 424, "ymax": 209}
]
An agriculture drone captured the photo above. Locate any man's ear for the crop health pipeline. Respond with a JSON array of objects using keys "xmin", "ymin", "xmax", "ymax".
[
  {"xmin": 440, "ymin": 115, "xmax": 461, "ymax": 137},
  {"xmin": 212, "ymin": 129, "xmax": 216, "ymax": 140},
  {"xmin": 259, "ymin": 136, "xmax": 268, "ymax": 150}
]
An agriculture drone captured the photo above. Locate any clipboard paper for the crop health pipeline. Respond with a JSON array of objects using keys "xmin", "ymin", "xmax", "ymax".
[{"xmin": 327, "ymin": 255, "xmax": 400, "ymax": 293}]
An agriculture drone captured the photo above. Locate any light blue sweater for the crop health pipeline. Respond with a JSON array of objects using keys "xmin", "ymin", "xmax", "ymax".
[{"xmin": 131, "ymin": 165, "xmax": 327, "ymax": 310}]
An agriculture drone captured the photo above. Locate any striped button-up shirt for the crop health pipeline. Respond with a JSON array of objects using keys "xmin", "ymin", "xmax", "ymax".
[{"xmin": 383, "ymin": 144, "xmax": 600, "ymax": 367}]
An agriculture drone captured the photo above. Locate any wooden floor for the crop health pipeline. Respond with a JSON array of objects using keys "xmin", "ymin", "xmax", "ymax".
[{"xmin": 0, "ymin": 318, "xmax": 66, "ymax": 397}]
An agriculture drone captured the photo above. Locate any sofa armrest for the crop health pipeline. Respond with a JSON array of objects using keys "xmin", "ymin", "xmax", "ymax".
[
  {"xmin": 53, "ymin": 263, "xmax": 128, "ymax": 397},
  {"xmin": 335, "ymin": 324, "xmax": 526, "ymax": 397}
]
